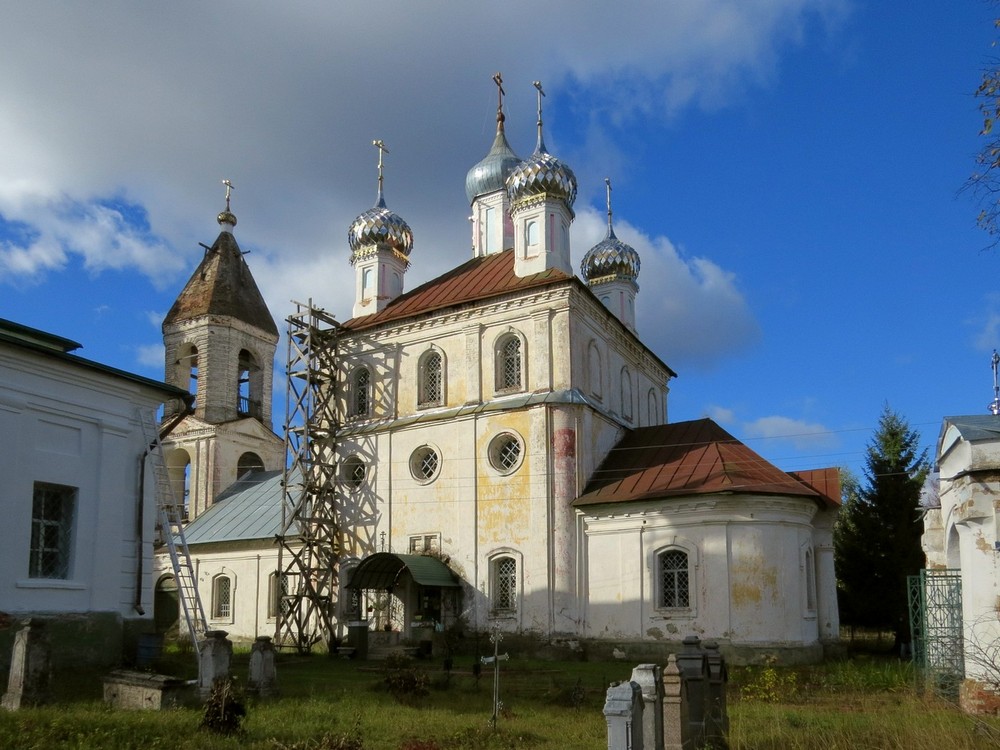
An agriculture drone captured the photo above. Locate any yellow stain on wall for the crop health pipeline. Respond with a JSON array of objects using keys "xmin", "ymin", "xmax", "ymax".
[{"xmin": 730, "ymin": 555, "xmax": 780, "ymax": 608}]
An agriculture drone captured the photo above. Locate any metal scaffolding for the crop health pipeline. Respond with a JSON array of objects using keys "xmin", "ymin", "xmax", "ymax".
[{"xmin": 274, "ymin": 300, "xmax": 341, "ymax": 652}]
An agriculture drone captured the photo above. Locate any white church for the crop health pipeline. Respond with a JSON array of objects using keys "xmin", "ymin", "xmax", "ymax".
[{"xmin": 154, "ymin": 80, "xmax": 841, "ymax": 663}]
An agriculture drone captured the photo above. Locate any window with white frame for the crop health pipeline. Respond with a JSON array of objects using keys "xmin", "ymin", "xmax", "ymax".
[
  {"xmin": 492, "ymin": 556, "xmax": 518, "ymax": 612},
  {"xmin": 658, "ymin": 549, "xmax": 690, "ymax": 609},
  {"xmin": 353, "ymin": 367, "xmax": 371, "ymax": 417},
  {"xmin": 212, "ymin": 574, "xmax": 232, "ymax": 619},
  {"xmin": 409, "ymin": 445, "xmax": 441, "ymax": 483},
  {"xmin": 419, "ymin": 350, "xmax": 443, "ymax": 407},
  {"xmin": 488, "ymin": 432, "xmax": 523, "ymax": 474},
  {"xmin": 804, "ymin": 547, "xmax": 817, "ymax": 612},
  {"xmin": 496, "ymin": 334, "xmax": 523, "ymax": 392},
  {"xmin": 268, "ymin": 572, "xmax": 290, "ymax": 618},
  {"xmin": 408, "ymin": 534, "xmax": 440, "ymax": 554},
  {"xmin": 30, "ymin": 482, "xmax": 76, "ymax": 579},
  {"xmin": 342, "ymin": 455, "xmax": 366, "ymax": 491}
]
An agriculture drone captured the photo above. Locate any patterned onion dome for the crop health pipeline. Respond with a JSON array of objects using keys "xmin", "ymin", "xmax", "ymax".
[
  {"xmin": 506, "ymin": 145, "xmax": 577, "ymax": 209},
  {"xmin": 348, "ymin": 194, "xmax": 413, "ymax": 259},
  {"xmin": 581, "ymin": 225, "xmax": 640, "ymax": 282},
  {"xmin": 465, "ymin": 116, "xmax": 521, "ymax": 204}
]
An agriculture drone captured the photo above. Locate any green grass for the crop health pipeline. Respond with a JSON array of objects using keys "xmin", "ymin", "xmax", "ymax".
[{"xmin": 2, "ymin": 651, "xmax": 999, "ymax": 749}]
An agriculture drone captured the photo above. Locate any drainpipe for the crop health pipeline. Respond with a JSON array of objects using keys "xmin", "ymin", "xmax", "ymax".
[{"xmin": 134, "ymin": 395, "xmax": 195, "ymax": 615}]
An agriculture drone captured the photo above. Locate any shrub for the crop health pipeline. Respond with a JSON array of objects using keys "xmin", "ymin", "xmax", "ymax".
[{"xmin": 200, "ymin": 677, "xmax": 246, "ymax": 735}]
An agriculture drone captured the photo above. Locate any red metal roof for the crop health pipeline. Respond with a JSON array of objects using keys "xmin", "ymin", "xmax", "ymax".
[
  {"xmin": 575, "ymin": 418, "xmax": 834, "ymax": 507},
  {"xmin": 789, "ymin": 468, "xmax": 842, "ymax": 508},
  {"xmin": 342, "ymin": 249, "xmax": 572, "ymax": 331}
]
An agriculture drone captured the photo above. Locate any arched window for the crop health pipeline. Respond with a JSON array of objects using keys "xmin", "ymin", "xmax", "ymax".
[
  {"xmin": 492, "ymin": 556, "xmax": 518, "ymax": 612},
  {"xmin": 353, "ymin": 367, "xmax": 371, "ymax": 417},
  {"xmin": 418, "ymin": 350, "xmax": 443, "ymax": 407},
  {"xmin": 526, "ymin": 220, "xmax": 539, "ymax": 249},
  {"xmin": 165, "ymin": 448, "xmax": 191, "ymax": 520},
  {"xmin": 658, "ymin": 549, "xmax": 690, "ymax": 609},
  {"xmin": 212, "ymin": 574, "xmax": 233, "ymax": 619},
  {"xmin": 177, "ymin": 343, "xmax": 198, "ymax": 406},
  {"xmin": 237, "ymin": 349, "xmax": 262, "ymax": 419},
  {"xmin": 620, "ymin": 367, "xmax": 633, "ymax": 421},
  {"xmin": 588, "ymin": 341, "xmax": 602, "ymax": 399},
  {"xmin": 648, "ymin": 388, "xmax": 660, "ymax": 425},
  {"xmin": 804, "ymin": 547, "xmax": 816, "ymax": 612},
  {"xmin": 496, "ymin": 334, "xmax": 523, "ymax": 393},
  {"xmin": 268, "ymin": 572, "xmax": 290, "ymax": 619},
  {"xmin": 362, "ymin": 267, "xmax": 374, "ymax": 296},
  {"xmin": 237, "ymin": 452, "xmax": 264, "ymax": 478}
]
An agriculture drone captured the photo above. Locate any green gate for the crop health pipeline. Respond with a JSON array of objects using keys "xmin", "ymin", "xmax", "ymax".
[{"xmin": 908, "ymin": 569, "xmax": 964, "ymax": 698}]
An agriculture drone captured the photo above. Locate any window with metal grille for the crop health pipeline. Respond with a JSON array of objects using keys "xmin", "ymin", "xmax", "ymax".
[
  {"xmin": 805, "ymin": 548, "xmax": 816, "ymax": 611},
  {"xmin": 498, "ymin": 336, "xmax": 522, "ymax": 391},
  {"xmin": 489, "ymin": 433, "xmax": 522, "ymax": 474},
  {"xmin": 213, "ymin": 575, "xmax": 232, "ymax": 619},
  {"xmin": 493, "ymin": 557, "xmax": 517, "ymax": 611},
  {"xmin": 419, "ymin": 351, "xmax": 443, "ymax": 406},
  {"xmin": 659, "ymin": 550, "xmax": 690, "ymax": 608},
  {"xmin": 354, "ymin": 368, "xmax": 371, "ymax": 416},
  {"xmin": 268, "ymin": 572, "xmax": 290, "ymax": 618},
  {"xmin": 29, "ymin": 483, "xmax": 75, "ymax": 579},
  {"xmin": 409, "ymin": 446, "xmax": 440, "ymax": 483},
  {"xmin": 343, "ymin": 455, "xmax": 366, "ymax": 490}
]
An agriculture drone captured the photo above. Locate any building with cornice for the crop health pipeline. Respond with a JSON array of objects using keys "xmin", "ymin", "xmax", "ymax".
[{"xmin": 153, "ymin": 82, "xmax": 840, "ymax": 661}]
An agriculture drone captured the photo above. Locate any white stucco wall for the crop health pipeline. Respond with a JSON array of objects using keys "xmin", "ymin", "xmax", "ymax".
[
  {"xmin": 580, "ymin": 495, "xmax": 832, "ymax": 648},
  {"xmin": 0, "ymin": 342, "xmax": 172, "ymax": 621}
]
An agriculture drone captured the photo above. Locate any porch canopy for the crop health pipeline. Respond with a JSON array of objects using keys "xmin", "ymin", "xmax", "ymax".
[{"xmin": 345, "ymin": 552, "xmax": 461, "ymax": 591}]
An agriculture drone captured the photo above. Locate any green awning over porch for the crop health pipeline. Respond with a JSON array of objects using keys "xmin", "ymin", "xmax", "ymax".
[{"xmin": 346, "ymin": 552, "xmax": 461, "ymax": 590}]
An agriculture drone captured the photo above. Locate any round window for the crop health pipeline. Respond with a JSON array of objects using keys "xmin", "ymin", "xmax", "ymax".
[
  {"xmin": 409, "ymin": 445, "xmax": 440, "ymax": 483},
  {"xmin": 489, "ymin": 433, "xmax": 523, "ymax": 474},
  {"xmin": 342, "ymin": 455, "xmax": 366, "ymax": 490}
]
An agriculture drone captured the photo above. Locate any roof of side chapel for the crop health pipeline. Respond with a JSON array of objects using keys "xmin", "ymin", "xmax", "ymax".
[
  {"xmin": 163, "ymin": 230, "xmax": 278, "ymax": 337},
  {"xmin": 574, "ymin": 418, "xmax": 839, "ymax": 508}
]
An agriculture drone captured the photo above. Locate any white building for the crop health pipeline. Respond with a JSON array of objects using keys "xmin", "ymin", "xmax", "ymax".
[
  {"xmin": 923, "ymin": 415, "xmax": 1000, "ymax": 713},
  {"xmin": 156, "ymin": 82, "xmax": 841, "ymax": 661},
  {"xmin": 0, "ymin": 317, "xmax": 185, "ymax": 669}
]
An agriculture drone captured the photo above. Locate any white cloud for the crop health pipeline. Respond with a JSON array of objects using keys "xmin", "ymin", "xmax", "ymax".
[
  {"xmin": 705, "ymin": 405, "xmax": 737, "ymax": 425},
  {"xmin": 0, "ymin": 0, "xmax": 847, "ymax": 369},
  {"xmin": 742, "ymin": 415, "xmax": 838, "ymax": 451},
  {"xmin": 135, "ymin": 344, "xmax": 165, "ymax": 370}
]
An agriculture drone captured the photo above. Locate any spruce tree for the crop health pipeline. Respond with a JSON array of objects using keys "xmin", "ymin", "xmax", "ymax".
[{"xmin": 834, "ymin": 406, "xmax": 929, "ymax": 645}]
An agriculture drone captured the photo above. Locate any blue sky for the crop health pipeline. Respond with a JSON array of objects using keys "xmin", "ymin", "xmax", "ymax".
[{"xmin": 1, "ymin": 1, "xmax": 996, "ymax": 479}]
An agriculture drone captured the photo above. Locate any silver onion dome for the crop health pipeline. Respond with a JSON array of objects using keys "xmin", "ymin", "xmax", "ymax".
[
  {"xmin": 348, "ymin": 195, "xmax": 414, "ymax": 259},
  {"xmin": 506, "ymin": 149, "xmax": 577, "ymax": 209},
  {"xmin": 506, "ymin": 81, "xmax": 576, "ymax": 210},
  {"xmin": 581, "ymin": 226, "xmax": 640, "ymax": 282},
  {"xmin": 349, "ymin": 139, "xmax": 413, "ymax": 261},
  {"xmin": 581, "ymin": 178, "xmax": 639, "ymax": 282},
  {"xmin": 465, "ymin": 114, "xmax": 521, "ymax": 204}
]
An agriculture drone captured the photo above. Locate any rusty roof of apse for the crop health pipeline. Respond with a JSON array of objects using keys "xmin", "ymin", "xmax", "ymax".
[
  {"xmin": 574, "ymin": 418, "xmax": 839, "ymax": 507},
  {"xmin": 163, "ymin": 230, "xmax": 278, "ymax": 337},
  {"xmin": 341, "ymin": 249, "xmax": 573, "ymax": 331}
]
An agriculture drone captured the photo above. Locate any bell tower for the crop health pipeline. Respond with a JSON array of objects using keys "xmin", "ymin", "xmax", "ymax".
[{"xmin": 160, "ymin": 181, "xmax": 284, "ymax": 521}]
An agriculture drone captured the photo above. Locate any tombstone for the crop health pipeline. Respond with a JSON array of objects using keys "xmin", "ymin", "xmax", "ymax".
[
  {"xmin": 248, "ymin": 635, "xmax": 277, "ymax": 697},
  {"xmin": 198, "ymin": 630, "xmax": 233, "ymax": 700},
  {"xmin": 604, "ymin": 680, "xmax": 644, "ymax": 750},
  {"xmin": 661, "ymin": 654, "xmax": 686, "ymax": 750},
  {"xmin": 702, "ymin": 640, "xmax": 729, "ymax": 748},
  {"xmin": 630, "ymin": 663, "xmax": 663, "ymax": 750},
  {"xmin": 675, "ymin": 635, "xmax": 708, "ymax": 748},
  {"xmin": 1, "ymin": 618, "xmax": 50, "ymax": 710}
]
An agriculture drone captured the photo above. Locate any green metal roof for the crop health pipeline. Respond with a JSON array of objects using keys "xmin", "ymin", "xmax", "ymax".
[{"xmin": 346, "ymin": 552, "xmax": 461, "ymax": 590}]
